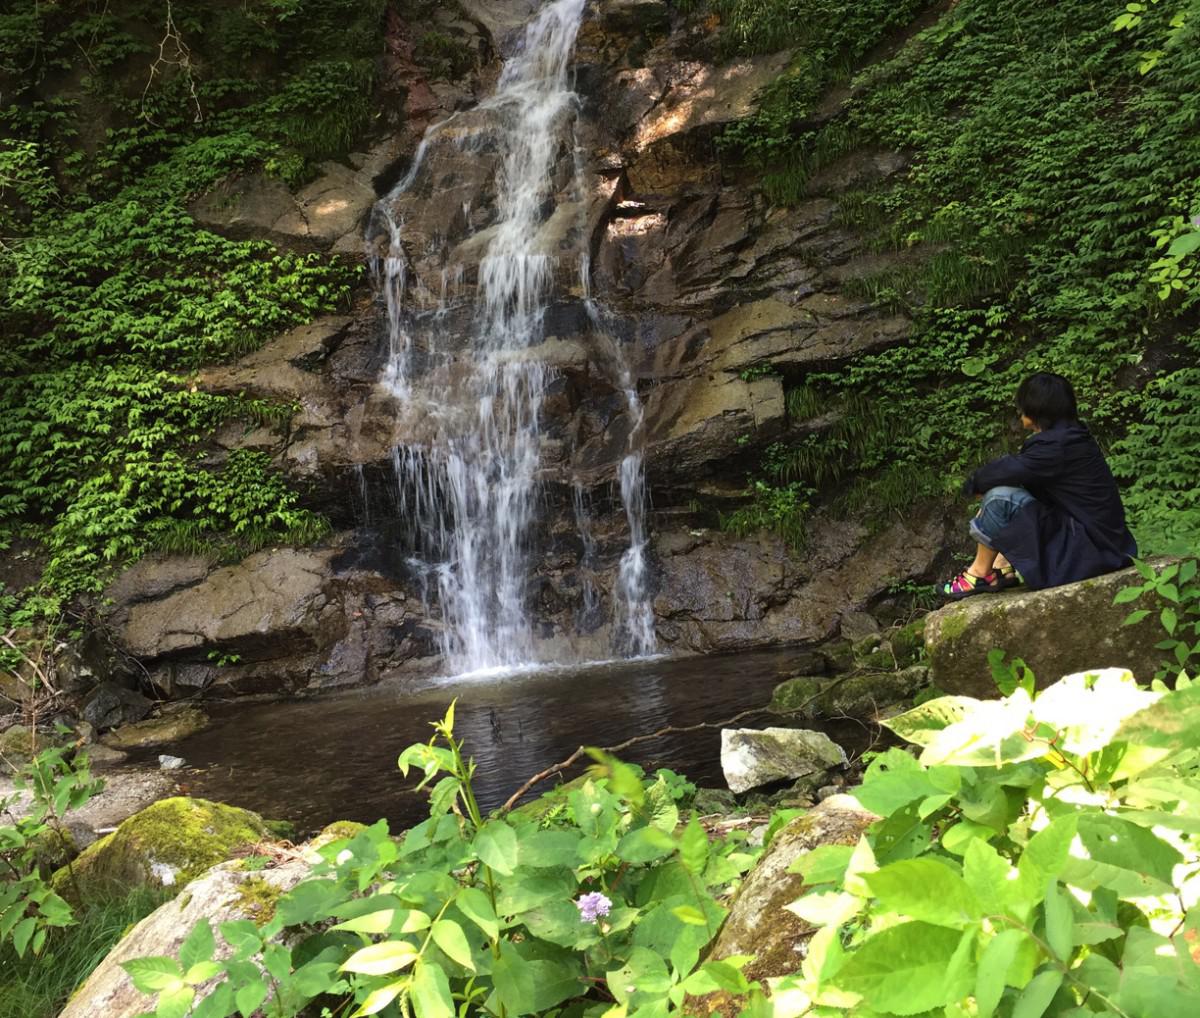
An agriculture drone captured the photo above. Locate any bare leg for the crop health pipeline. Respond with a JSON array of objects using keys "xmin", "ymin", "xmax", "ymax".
[
  {"xmin": 968, "ymin": 543, "xmax": 999, "ymax": 577},
  {"xmin": 994, "ymin": 552, "xmax": 1012, "ymax": 570}
]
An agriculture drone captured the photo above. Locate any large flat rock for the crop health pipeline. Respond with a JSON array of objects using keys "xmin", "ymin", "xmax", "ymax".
[{"xmin": 924, "ymin": 563, "xmax": 1170, "ymax": 698}]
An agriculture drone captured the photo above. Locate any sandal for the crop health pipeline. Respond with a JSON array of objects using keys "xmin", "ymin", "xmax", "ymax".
[
  {"xmin": 994, "ymin": 564, "xmax": 1023, "ymax": 590},
  {"xmin": 941, "ymin": 568, "xmax": 1000, "ymax": 600}
]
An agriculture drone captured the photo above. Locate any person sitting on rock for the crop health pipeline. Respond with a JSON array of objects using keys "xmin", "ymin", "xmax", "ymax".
[{"xmin": 942, "ymin": 371, "xmax": 1137, "ymax": 599}]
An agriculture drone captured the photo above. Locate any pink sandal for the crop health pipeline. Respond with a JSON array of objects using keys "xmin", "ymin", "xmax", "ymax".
[{"xmin": 941, "ymin": 569, "xmax": 1000, "ymax": 600}]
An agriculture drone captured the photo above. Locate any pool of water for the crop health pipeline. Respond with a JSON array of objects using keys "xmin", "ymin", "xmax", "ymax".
[{"xmin": 150, "ymin": 650, "xmax": 868, "ymax": 835}]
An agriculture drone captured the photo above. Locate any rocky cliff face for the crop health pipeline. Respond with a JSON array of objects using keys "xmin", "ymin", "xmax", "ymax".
[{"xmin": 102, "ymin": 0, "xmax": 949, "ymax": 696}]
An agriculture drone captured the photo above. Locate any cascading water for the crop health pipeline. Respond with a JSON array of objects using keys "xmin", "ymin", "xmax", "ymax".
[{"xmin": 366, "ymin": 0, "xmax": 655, "ymax": 674}]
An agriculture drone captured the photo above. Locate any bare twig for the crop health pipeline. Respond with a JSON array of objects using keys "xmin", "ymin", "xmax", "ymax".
[
  {"xmin": 499, "ymin": 683, "xmax": 849, "ymax": 813},
  {"xmin": 141, "ymin": 0, "xmax": 202, "ymax": 123}
]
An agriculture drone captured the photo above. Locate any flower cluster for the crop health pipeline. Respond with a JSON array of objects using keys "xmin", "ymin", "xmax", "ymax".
[{"xmin": 574, "ymin": 891, "xmax": 612, "ymax": 924}]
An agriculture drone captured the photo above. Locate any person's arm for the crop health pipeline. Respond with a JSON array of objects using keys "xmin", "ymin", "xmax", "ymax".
[{"xmin": 962, "ymin": 436, "xmax": 1061, "ymax": 495}]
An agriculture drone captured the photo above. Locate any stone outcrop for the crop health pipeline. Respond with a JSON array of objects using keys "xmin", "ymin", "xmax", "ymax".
[
  {"xmin": 92, "ymin": 0, "xmax": 952, "ymax": 693},
  {"xmin": 923, "ymin": 564, "xmax": 1169, "ymax": 698},
  {"xmin": 60, "ymin": 855, "xmax": 310, "ymax": 1018},
  {"xmin": 720, "ymin": 727, "xmax": 847, "ymax": 794},
  {"xmin": 771, "ymin": 665, "xmax": 931, "ymax": 721},
  {"xmin": 54, "ymin": 797, "xmax": 272, "ymax": 902}
]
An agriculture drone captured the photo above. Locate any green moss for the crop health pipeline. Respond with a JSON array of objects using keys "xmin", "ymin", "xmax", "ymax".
[
  {"xmin": 264, "ymin": 819, "xmax": 298, "ymax": 841},
  {"xmin": 53, "ymin": 797, "xmax": 271, "ymax": 904},
  {"xmin": 936, "ymin": 610, "xmax": 970, "ymax": 644},
  {"xmin": 889, "ymin": 618, "xmax": 926, "ymax": 668},
  {"xmin": 310, "ymin": 820, "xmax": 367, "ymax": 850},
  {"xmin": 769, "ymin": 676, "xmax": 825, "ymax": 714},
  {"xmin": 234, "ymin": 874, "xmax": 282, "ymax": 926}
]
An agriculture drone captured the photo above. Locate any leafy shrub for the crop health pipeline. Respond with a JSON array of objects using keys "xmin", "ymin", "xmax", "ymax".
[
  {"xmin": 126, "ymin": 704, "xmax": 765, "ymax": 1018},
  {"xmin": 774, "ymin": 665, "xmax": 1200, "ymax": 1015},
  {"xmin": 0, "ymin": 743, "xmax": 102, "ymax": 959}
]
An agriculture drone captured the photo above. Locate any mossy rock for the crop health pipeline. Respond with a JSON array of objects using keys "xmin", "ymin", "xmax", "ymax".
[
  {"xmin": 770, "ymin": 666, "xmax": 930, "ymax": 721},
  {"xmin": 53, "ymin": 796, "xmax": 271, "ymax": 904},
  {"xmin": 309, "ymin": 819, "xmax": 367, "ymax": 851},
  {"xmin": 100, "ymin": 707, "xmax": 209, "ymax": 749}
]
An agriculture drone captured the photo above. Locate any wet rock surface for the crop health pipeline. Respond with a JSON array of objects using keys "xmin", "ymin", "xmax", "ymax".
[
  {"xmin": 93, "ymin": 0, "xmax": 948, "ymax": 694},
  {"xmin": 924, "ymin": 564, "xmax": 1169, "ymax": 698}
]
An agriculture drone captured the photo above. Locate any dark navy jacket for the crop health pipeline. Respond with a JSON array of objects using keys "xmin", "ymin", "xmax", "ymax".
[{"xmin": 963, "ymin": 422, "xmax": 1137, "ymax": 590}]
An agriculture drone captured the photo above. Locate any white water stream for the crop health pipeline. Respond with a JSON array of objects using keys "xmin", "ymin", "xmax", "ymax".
[{"xmin": 366, "ymin": 0, "xmax": 655, "ymax": 674}]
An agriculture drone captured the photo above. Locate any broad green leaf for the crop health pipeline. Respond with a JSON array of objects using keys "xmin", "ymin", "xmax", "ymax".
[
  {"xmin": 852, "ymin": 748, "xmax": 942, "ymax": 816},
  {"xmin": 184, "ymin": 961, "xmax": 223, "ymax": 985},
  {"xmin": 411, "ymin": 960, "xmax": 455, "ymax": 1018},
  {"xmin": 179, "ymin": 919, "xmax": 215, "ymax": 972},
  {"xmin": 786, "ymin": 890, "xmax": 863, "ymax": 927},
  {"xmin": 1060, "ymin": 814, "xmax": 1181, "ymax": 897},
  {"xmin": 976, "ymin": 929, "xmax": 1025, "ymax": 1018},
  {"xmin": 1116, "ymin": 682, "xmax": 1200, "ymax": 750},
  {"xmin": 235, "ymin": 978, "xmax": 267, "ymax": 1018},
  {"xmin": 332, "ymin": 907, "xmax": 430, "ymax": 935},
  {"xmin": 1043, "ymin": 881, "xmax": 1072, "ymax": 960},
  {"xmin": 677, "ymin": 816, "xmax": 709, "ymax": 874},
  {"xmin": 864, "ymin": 859, "xmax": 981, "ymax": 928},
  {"xmin": 833, "ymin": 922, "xmax": 973, "ymax": 1015},
  {"xmin": 352, "ymin": 978, "xmax": 409, "ymax": 1017},
  {"xmin": 122, "ymin": 956, "xmax": 185, "ymax": 994},
  {"xmin": 514, "ymin": 829, "xmax": 582, "ymax": 868},
  {"xmin": 1012, "ymin": 969, "xmax": 1062, "ymax": 1018},
  {"xmin": 1030, "ymin": 669, "xmax": 1157, "ymax": 756},
  {"xmin": 276, "ymin": 879, "xmax": 343, "ymax": 926},
  {"xmin": 11, "ymin": 917, "xmax": 37, "ymax": 958},
  {"xmin": 455, "ymin": 886, "xmax": 500, "ymax": 941},
  {"xmin": 1019, "ymin": 815, "xmax": 1078, "ymax": 885},
  {"xmin": 431, "ymin": 919, "xmax": 475, "ymax": 971},
  {"xmin": 492, "ymin": 941, "xmax": 537, "ymax": 1015},
  {"xmin": 191, "ymin": 982, "xmax": 234, "ymax": 1018},
  {"xmin": 495, "ymin": 869, "xmax": 576, "ymax": 916},
  {"xmin": 919, "ymin": 689, "xmax": 1043, "ymax": 768},
  {"xmin": 156, "ymin": 985, "xmax": 195, "ymax": 1018},
  {"xmin": 607, "ymin": 946, "xmax": 672, "ymax": 1005},
  {"xmin": 788, "ymin": 843, "xmax": 854, "ymax": 885},
  {"xmin": 616, "ymin": 824, "xmax": 676, "ymax": 864},
  {"xmin": 883, "ymin": 697, "xmax": 977, "ymax": 747},
  {"xmin": 842, "ymin": 835, "xmax": 878, "ymax": 897},
  {"xmin": 671, "ymin": 904, "xmax": 709, "ymax": 925},
  {"xmin": 474, "ymin": 821, "xmax": 519, "ymax": 875},
  {"xmin": 342, "ymin": 939, "xmax": 420, "ymax": 975}
]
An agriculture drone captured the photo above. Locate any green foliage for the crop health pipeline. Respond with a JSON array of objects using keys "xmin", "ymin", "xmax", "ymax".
[
  {"xmin": 721, "ymin": 0, "xmax": 1200, "ymax": 551},
  {"xmin": 770, "ymin": 665, "xmax": 1200, "ymax": 1016},
  {"xmin": 0, "ymin": 744, "xmax": 102, "ymax": 960},
  {"xmin": 1117, "ymin": 557, "xmax": 1200, "ymax": 682},
  {"xmin": 0, "ymin": 0, "xmax": 377, "ymax": 620},
  {"xmin": 720, "ymin": 480, "xmax": 812, "ymax": 548},
  {"xmin": 127, "ymin": 703, "xmax": 764, "ymax": 1018},
  {"xmin": 0, "ymin": 884, "xmax": 167, "ymax": 1018}
]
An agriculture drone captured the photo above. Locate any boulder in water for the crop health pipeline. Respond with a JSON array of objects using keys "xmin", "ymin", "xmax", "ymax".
[
  {"xmin": 924, "ymin": 563, "xmax": 1172, "ymax": 697},
  {"xmin": 770, "ymin": 665, "xmax": 931, "ymax": 721},
  {"xmin": 720, "ymin": 726, "xmax": 847, "ymax": 794}
]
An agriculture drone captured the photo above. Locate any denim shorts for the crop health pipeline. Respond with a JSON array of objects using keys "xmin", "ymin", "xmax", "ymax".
[{"xmin": 970, "ymin": 486, "xmax": 1036, "ymax": 548}]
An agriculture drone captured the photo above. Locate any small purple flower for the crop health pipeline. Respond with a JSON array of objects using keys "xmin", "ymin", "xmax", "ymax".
[
  {"xmin": 1191, "ymin": 213, "xmax": 1200, "ymax": 230},
  {"xmin": 574, "ymin": 891, "xmax": 612, "ymax": 924}
]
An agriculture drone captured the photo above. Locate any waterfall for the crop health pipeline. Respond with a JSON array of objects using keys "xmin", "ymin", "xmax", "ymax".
[{"xmin": 366, "ymin": 0, "xmax": 655, "ymax": 674}]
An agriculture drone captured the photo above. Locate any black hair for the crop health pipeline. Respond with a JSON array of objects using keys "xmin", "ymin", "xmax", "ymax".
[{"xmin": 1016, "ymin": 372, "xmax": 1079, "ymax": 430}]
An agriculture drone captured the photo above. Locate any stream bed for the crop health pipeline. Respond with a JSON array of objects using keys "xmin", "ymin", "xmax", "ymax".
[{"xmin": 144, "ymin": 650, "xmax": 869, "ymax": 835}]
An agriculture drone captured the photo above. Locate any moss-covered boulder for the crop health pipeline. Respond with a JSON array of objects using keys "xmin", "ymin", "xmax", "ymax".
[
  {"xmin": 53, "ymin": 796, "xmax": 271, "ymax": 902},
  {"xmin": 770, "ymin": 665, "xmax": 931, "ymax": 721},
  {"xmin": 924, "ymin": 564, "xmax": 1169, "ymax": 697}
]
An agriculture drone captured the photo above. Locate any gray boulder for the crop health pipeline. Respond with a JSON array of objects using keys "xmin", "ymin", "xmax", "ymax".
[
  {"xmin": 59, "ymin": 856, "xmax": 310, "ymax": 1018},
  {"xmin": 81, "ymin": 683, "xmax": 153, "ymax": 731},
  {"xmin": 924, "ymin": 563, "xmax": 1170, "ymax": 698},
  {"xmin": 720, "ymin": 727, "xmax": 847, "ymax": 794}
]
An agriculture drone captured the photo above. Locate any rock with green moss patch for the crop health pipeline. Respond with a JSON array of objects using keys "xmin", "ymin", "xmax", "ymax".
[
  {"xmin": 60, "ymin": 855, "xmax": 310, "ymax": 1018},
  {"xmin": 771, "ymin": 666, "xmax": 930, "ymax": 721},
  {"xmin": 924, "ymin": 563, "xmax": 1169, "ymax": 697},
  {"xmin": 53, "ymin": 796, "xmax": 271, "ymax": 902}
]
